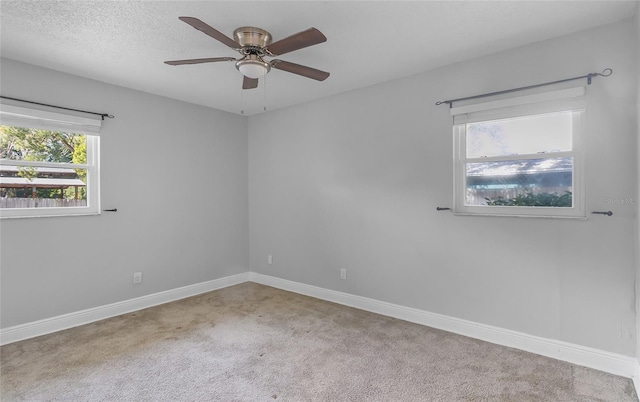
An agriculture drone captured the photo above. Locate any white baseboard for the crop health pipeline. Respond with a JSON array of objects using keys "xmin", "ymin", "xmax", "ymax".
[
  {"xmin": 0, "ymin": 272, "xmax": 251, "ymax": 346},
  {"xmin": 249, "ymin": 272, "xmax": 638, "ymax": 379},
  {"xmin": 2, "ymin": 270, "xmax": 637, "ymax": 382}
]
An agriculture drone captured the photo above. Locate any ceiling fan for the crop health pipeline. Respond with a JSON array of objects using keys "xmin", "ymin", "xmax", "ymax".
[{"xmin": 165, "ymin": 17, "xmax": 330, "ymax": 90}]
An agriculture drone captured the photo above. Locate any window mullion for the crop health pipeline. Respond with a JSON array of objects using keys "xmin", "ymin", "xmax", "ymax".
[
  {"xmin": 465, "ymin": 151, "xmax": 575, "ymax": 163},
  {"xmin": 0, "ymin": 159, "xmax": 90, "ymax": 170}
]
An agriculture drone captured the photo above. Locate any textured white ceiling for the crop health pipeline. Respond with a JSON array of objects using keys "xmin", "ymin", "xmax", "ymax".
[{"xmin": 0, "ymin": 1, "xmax": 637, "ymax": 116}]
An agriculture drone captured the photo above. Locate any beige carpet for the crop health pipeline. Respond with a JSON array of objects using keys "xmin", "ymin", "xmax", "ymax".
[{"xmin": 1, "ymin": 282, "xmax": 637, "ymax": 401}]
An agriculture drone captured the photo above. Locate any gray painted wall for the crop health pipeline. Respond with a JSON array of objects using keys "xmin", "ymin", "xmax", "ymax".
[
  {"xmin": 1, "ymin": 17, "xmax": 638, "ymax": 359},
  {"xmin": 0, "ymin": 58, "xmax": 249, "ymax": 328},
  {"xmin": 249, "ymin": 19, "xmax": 639, "ymax": 356}
]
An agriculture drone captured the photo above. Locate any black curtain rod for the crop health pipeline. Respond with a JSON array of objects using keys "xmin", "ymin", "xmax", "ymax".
[
  {"xmin": 435, "ymin": 68, "xmax": 612, "ymax": 107},
  {"xmin": 0, "ymin": 95, "xmax": 114, "ymax": 120}
]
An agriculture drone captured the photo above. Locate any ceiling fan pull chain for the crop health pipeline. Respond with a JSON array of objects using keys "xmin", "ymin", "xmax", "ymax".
[
  {"xmin": 263, "ymin": 74, "xmax": 267, "ymax": 112},
  {"xmin": 240, "ymin": 82, "xmax": 245, "ymax": 115}
]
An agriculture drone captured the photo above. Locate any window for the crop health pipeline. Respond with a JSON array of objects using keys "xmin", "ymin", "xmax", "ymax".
[
  {"xmin": 453, "ymin": 87, "xmax": 585, "ymax": 218},
  {"xmin": 0, "ymin": 104, "xmax": 101, "ymax": 218}
]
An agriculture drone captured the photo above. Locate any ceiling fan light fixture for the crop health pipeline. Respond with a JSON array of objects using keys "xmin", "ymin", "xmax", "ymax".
[{"xmin": 236, "ymin": 56, "xmax": 271, "ymax": 79}]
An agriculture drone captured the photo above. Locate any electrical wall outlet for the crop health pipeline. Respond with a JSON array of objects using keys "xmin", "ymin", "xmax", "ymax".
[
  {"xmin": 133, "ymin": 272, "xmax": 142, "ymax": 284},
  {"xmin": 268, "ymin": 255, "xmax": 273, "ymax": 265},
  {"xmin": 340, "ymin": 268, "xmax": 347, "ymax": 280}
]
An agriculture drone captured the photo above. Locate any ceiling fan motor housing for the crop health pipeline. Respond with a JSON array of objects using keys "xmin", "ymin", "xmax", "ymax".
[
  {"xmin": 233, "ymin": 27, "xmax": 273, "ymax": 78},
  {"xmin": 233, "ymin": 27, "xmax": 272, "ymax": 49}
]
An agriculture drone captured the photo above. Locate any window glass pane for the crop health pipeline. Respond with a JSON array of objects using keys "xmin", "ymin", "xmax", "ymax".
[
  {"xmin": 466, "ymin": 112, "xmax": 572, "ymax": 158},
  {"xmin": 465, "ymin": 157, "xmax": 573, "ymax": 207},
  {"xmin": 0, "ymin": 126, "xmax": 86, "ymax": 164},
  {"xmin": 0, "ymin": 165, "xmax": 88, "ymax": 209}
]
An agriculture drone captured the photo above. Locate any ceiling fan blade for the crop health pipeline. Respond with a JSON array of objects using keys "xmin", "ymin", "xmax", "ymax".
[
  {"xmin": 271, "ymin": 60, "xmax": 330, "ymax": 81},
  {"xmin": 243, "ymin": 76, "xmax": 259, "ymax": 90},
  {"xmin": 266, "ymin": 28, "xmax": 327, "ymax": 56},
  {"xmin": 165, "ymin": 57, "xmax": 236, "ymax": 66},
  {"xmin": 178, "ymin": 17, "xmax": 240, "ymax": 49}
]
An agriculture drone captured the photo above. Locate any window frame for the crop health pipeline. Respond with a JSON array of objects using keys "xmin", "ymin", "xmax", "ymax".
[
  {"xmin": 0, "ymin": 105, "xmax": 101, "ymax": 219},
  {"xmin": 452, "ymin": 87, "xmax": 586, "ymax": 219}
]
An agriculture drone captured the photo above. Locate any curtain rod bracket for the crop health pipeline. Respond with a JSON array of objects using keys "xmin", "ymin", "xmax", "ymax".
[
  {"xmin": 591, "ymin": 211, "xmax": 613, "ymax": 216},
  {"xmin": 435, "ymin": 68, "xmax": 612, "ymax": 106}
]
